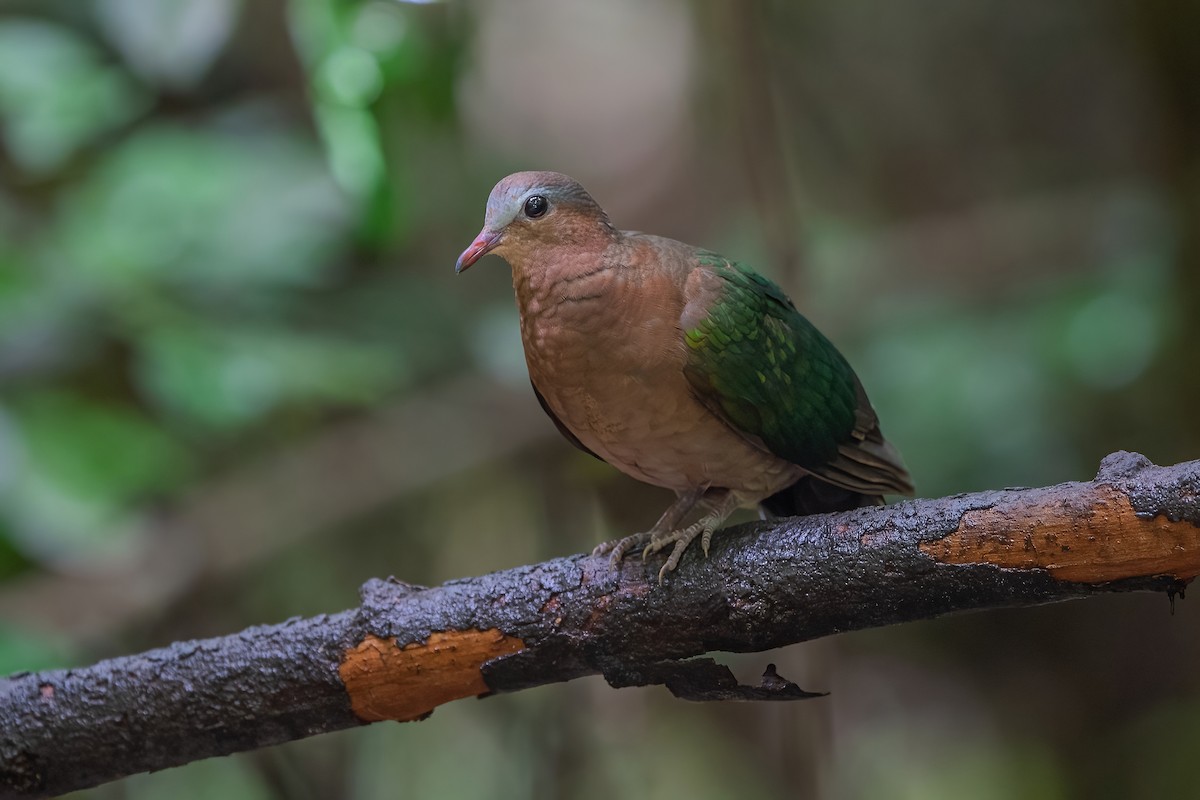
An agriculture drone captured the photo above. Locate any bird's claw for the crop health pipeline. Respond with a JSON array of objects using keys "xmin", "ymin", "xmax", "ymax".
[
  {"xmin": 658, "ymin": 538, "xmax": 693, "ymax": 583},
  {"xmin": 639, "ymin": 521, "xmax": 699, "ymax": 559},
  {"xmin": 593, "ymin": 532, "xmax": 652, "ymax": 563},
  {"xmin": 637, "ymin": 522, "xmax": 709, "ymax": 582},
  {"xmin": 597, "ymin": 502, "xmax": 731, "ymax": 582}
]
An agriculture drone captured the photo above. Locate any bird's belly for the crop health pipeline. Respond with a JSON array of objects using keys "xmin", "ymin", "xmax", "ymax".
[
  {"xmin": 519, "ymin": 277, "xmax": 799, "ymax": 499},
  {"xmin": 542, "ymin": 370, "xmax": 799, "ymax": 496}
]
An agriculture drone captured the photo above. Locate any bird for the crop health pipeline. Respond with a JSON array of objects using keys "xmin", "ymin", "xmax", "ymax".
[{"xmin": 456, "ymin": 171, "xmax": 913, "ymax": 581}]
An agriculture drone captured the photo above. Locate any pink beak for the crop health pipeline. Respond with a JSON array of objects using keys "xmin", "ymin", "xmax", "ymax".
[{"xmin": 455, "ymin": 229, "xmax": 502, "ymax": 274}]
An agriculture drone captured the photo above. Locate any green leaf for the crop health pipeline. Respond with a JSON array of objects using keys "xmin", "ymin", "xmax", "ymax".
[
  {"xmin": 12, "ymin": 392, "xmax": 189, "ymax": 501},
  {"xmin": 0, "ymin": 21, "xmax": 148, "ymax": 174},
  {"xmin": 0, "ymin": 517, "xmax": 34, "ymax": 582},
  {"xmin": 2, "ymin": 393, "xmax": 191, "ymax": 564},
  {"xmin": 136, "ymin": 324, "xmax": 402, "ymax": 430},
  {"xmin": 54, "ymin": 126, "xmax": 350, "ymax": 292}
]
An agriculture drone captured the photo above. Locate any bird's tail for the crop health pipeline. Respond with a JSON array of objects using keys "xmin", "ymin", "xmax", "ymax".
[{"xmin": 759, "ymin": 475, "xmax": 884, "ymax": 518}]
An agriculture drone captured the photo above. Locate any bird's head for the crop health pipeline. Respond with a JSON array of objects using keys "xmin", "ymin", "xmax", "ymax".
[{"xmin": 455, "ymin": 171, "xmax": 612, "ymax": 274}]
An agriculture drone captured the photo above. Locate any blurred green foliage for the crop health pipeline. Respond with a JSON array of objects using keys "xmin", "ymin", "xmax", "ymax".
[
  {"xmin": 0, "ymin": 19, "xmax": 147, "ymax": 174},
  {"xmin": 0, "ymin": 0, "xmax": 1197, "ymax": 798}
]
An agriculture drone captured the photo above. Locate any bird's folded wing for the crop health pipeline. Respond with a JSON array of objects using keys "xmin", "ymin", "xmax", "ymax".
[{"xmin": 681, "ymin": 252, "xmax": 912, "ymax": 496}]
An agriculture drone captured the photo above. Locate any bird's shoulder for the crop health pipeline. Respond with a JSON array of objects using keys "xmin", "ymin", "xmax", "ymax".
[
  {"xmin": 675, "ymin": 248, "xmax": 801, "ymax": 332},
  {"xmin": 671, "ymin": 248, "xmax": 865, "ymax": 470},
  {"xmin": 610, "ymin": 231, "xmax": 701, "ymax": 282},
  {"xmin": 612, "ymin": 235, "xmax": 792, "ymax": 305}
]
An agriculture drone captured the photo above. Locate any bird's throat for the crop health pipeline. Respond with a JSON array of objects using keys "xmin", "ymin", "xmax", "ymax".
[{"xmin": 510, "ymin": 241, "xmax": 617, "ymax": 310}]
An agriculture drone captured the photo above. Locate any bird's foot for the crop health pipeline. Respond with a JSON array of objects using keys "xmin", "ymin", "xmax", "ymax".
[
  {"xmin": 592, "ymin": 487, "xmax": 706, "ymax": 564},
  {"xmin": 593, "ymin": 532, "xmax": 653, "ymax": 561},
  {"xmin": 594, "ymin": 489, "xmax": 741, "ymax": 583},
  {"xmin": 641, "ymin": 521, "xmax": 712, "ymax": 583},
  {"xmin": 592, "ymin": 525, "xmax": 711, "ymax": 582},
  {"xmin": 592, "ymin": 518, "xmax": 712, "ymax": 571}
]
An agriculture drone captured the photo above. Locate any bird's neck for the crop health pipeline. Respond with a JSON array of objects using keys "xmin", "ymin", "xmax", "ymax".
[{"xmin": 508, "ymin": 226, "xmax": 622, "ymax": 311}]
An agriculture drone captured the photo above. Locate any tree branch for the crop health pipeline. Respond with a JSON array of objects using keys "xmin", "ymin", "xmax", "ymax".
[{"xmin": 2, "ymin": 451, "xmax": 1197, "ymax": 798}]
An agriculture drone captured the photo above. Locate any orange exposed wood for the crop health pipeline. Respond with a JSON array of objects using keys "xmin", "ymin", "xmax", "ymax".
[
  {"xmin": 920, "ymin": 486, "xmax": 1200, "ymax": 582},
  {"xmin": 339, "ymin": 629, "xmax": 525, "ymax": 722}
]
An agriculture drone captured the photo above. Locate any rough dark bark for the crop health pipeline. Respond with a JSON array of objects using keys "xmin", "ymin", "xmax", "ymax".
[{"xmin": 2, "ymin": 451, "xmax": 1198, "ymax": 799}]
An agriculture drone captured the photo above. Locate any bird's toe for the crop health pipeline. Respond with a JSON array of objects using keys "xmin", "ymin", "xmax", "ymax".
[
  {"xmin": 595, "ymin": 532, "xmax": 653, "ymax": 564},
  {"xmin": 642, "ymin": 522, "xmax": 706, "ymax": 579}
]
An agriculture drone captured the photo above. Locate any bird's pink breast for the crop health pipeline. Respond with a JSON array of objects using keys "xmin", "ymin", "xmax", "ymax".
[{"xmin": 516, "ymin": 261, "xmax": 800, "ymax": 497}]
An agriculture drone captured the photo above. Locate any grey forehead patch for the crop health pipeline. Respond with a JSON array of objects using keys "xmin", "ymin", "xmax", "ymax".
[
  {"xmin": 485, "ymin": 182, "xmax": 528, "ymax": 224},
  {"xmin": 480, "ymin": 172, "xmax": 604, "ymax": 232}
]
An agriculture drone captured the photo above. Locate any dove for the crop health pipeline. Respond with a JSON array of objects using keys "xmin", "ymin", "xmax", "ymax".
[{"xmin": 457, "ymin": 172, "xmax": 912, "ymax": 580}]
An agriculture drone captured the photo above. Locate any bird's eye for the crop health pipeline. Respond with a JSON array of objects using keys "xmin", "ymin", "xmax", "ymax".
[{"xmin": 524, "ymin": 195, "xmax": 548, "ymax": 219}]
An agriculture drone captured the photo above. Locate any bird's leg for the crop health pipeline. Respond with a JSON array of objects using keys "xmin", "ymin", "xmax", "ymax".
[
  {"xmin": 643, "ymin": 490, "xmax": 743, "ymax": 583},
  {"xmin": 593, "ymin": 487, "xmax": 705, "ymax": 562}
]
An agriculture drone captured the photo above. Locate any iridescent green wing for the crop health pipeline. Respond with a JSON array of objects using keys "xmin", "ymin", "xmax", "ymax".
[{"xmin": 681, "ymin": 251, "xmax": 863, "ymax": 473}]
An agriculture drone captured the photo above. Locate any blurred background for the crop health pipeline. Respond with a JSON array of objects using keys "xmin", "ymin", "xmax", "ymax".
[{"xmin": 0, "ymin": 0, "xmax": 1197, "ymax": 797}]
